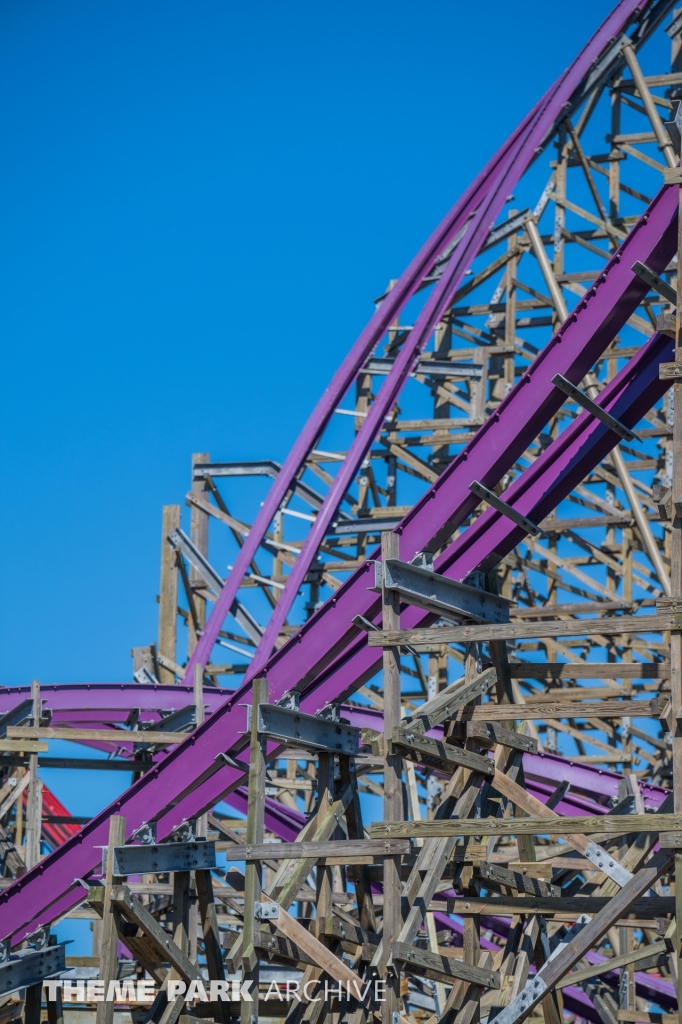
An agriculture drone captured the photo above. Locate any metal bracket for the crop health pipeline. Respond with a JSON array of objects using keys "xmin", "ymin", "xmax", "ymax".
[
  {"xmin": 409, "ymin": 550, "xmax": 434, "ymax": 570},
  {"xmin": 170, "ymin": 819, "xmax": 196, "ymax": 843},
  {"xmin": 257, "ymin": 703, "xmax": 360, "ymax": 755},
  {"xmin": 488, "ymin": 974, "xmax": 547, "ymax": 1024},
  {"xmin": 254, "ymin": 901, "xmax": 279, "ymax": 920},
  {"xmin": 552, "ymin": 373, "xmax": 641, "ymax": 442},
  {"xmin": 24, "ymin": 926, "xmax": 49, "ymax": 951},
  {"xmin": 664, "ymin": 99, "xmax": 682, "ymax": 155},
  {"xmin": 0, "ymin": 941, "xmax": 9, "ymax": 966},
  {"xmin": 112, "ymin": 839, "xmax": 216, "ymax": 876},
  {"xmin": 583, "ymin": 842, "xmax": 633, "ymax": 888},
  {"xmin": 382, "ymin": 557, "xmax": 513, "ymax": 623},
  {"xmin": 469, "ymin": 480, "xmax": 546, "ymax": 538},
  {"xmin": 129, "ymin": 821, "xmax": 157, "ymax": 846},
  {"xmin": 275, "ymin": 691, "xmax": 300, "ymax": 712},
  {"xmin": 133, "ymin": 666, "xmax": 160, "ymax": 686},
  {"xmin": 631, "ymin": 260, "xmax": 677, "ymax": 305},
  {"xmin": 318, "ymin": 703, "xmax": 341, "ymax": 722}
]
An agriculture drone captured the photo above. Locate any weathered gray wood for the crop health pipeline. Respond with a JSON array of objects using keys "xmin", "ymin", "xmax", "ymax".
[
  {"xmin": 367, "ymin": 611, "xmax": 681, "ymax": 647},
  {"xmin": 475, "ymin": 861, "xmax": 561, "ymax": 898},
  {"xmin": 220, "ymin": 837, "xmax": 410, "ymax": 861},
  {"xmin": 110, "ymin": 884, "xmax": 203, "ymax": 983},
  {"xmin": 392, "ymin": 942, "xmax": 500, "ymax": 988},
  {"xmin": 392, "ymin": 729, "xmax": 495, "ymax": 776},
  {"xmin": 399, "ymin": 667, "xmax": 497, "ymax": 735},
  {"xmin": 381, "ymin": 531, "xmax": 402, "ymax": 1018},
  {"xmin": 555, "ymin": 940, "xmax": 668, "ymax": 989},
  {"xmin": 96, "ymin": 815, "xmax": 126, "ymax": 1024},
  {"xmin": 369, "ymin": 812, "xmax": 682, "ymax": 838},
  {"xmin": 465, "ymin": 721, "xmax": 538, "ymax": 752}
]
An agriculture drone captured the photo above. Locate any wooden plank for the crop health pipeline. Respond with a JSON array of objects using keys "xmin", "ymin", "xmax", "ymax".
[
  {"xmin": 465, "ymin": 698, "xmax": 662, "ymax": 720},
  {"xmin": 392, "ymin": 730, "xmax": 495, "ymax": 776},
  {"xmin": 429, "ymin": 896, "xmax": 675, "ymax": 915},
  {"xmin": 24, "ymin": 680, "xmax": 42, "ymax": 870},
  {"xmin": 158, "ymin": 505, "xmax": 180, "ymax": 684},
  {"xmin": 368, "ymin": 812, "xmax": 682, "ymax": 838},
  {"xmin": 96, "ymin": 815, "xmax": 126, "ymax": 1024},
  {"xmin": 555, "ymin": 940, "xmax": 669, "ymax": 989},
  {"xmin": 465, "ymin": 722, "xmax": 537, "ymax": 752},
  {"xmin": 0, "ymin": 740, "xmax": 47, "ymax": 753},
  {"xmin": 7, "ymin": 727, "xmax": 185, "ymax": 745},
  {"xmin": 221, "ymin": 838, "xmax": 410, "ymax": 861},
  {"xmin": 261, "ymin": 894, "xmax": 362, "ymax": 989},
  {"xmin": 475, "ymin": 861, "xmax": 561, "ymax": 898},
  {"xmin": 399, "ymin": 667, "xmax": 497, "ymax": 735},
  {"xmin": 392, "ymin": 941, "xmax": 500, "ymax": 989},
  {"xmin": 241, "ymin": 675, "xmax": 267, "ymax": 989},
  {"xmin": 381, "ymin": 531, "xmax": 403, "ymax": 1017},
  {"xmin": 508, "ymin": 662, "xmax": 667, "ymax": 679},
  {"xmin": 367, "ymin": 611, "xmax": 680, "ymax": 647},
  {"xmin": 110, "ymin": 884, "xmax": 203, "ymax": 983}
]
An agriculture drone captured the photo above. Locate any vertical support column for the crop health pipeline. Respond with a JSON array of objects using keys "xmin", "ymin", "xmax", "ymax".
[
  {"xmin": 503, "ymin": 213, "xmax": 518, "ymax": 395},
  {"xmin": 96, "ymin": 814, "xmax": 126, "ymax": 1024},
  {"xmin": 381, "ymin": 531, "xmax": 402, "ymax": 1022},
  {"xmin": 158, "ymin": 505, "xmax": 181, "ymax": 684},
  {"xmin": 25, "ymin": 680, "xmax": 42, "ymax": 870},
  {"xmin": 24, "ymin": 982, "xmax": 42, "ymax": 1024},
  {"xmin": 671, "ymin": 173, "xmax": 682, "ymax": 1024},
  {"xmin": 241, "ymin": 676, "xmax": 268, "ymax": 1024},
  {"xmin": 172, "ymin": 868, "xmax": 191, "ymax": 972},
  {"xmin": 194, "ymin": 665, "xmax": 206, "ymax": 838},
  {"xmin": 189, "ymin": 453, "xmax": 210, "ymax": 655},
  {"xmin": 339, "ymin": 755, "xmax": 376, "ymax": 933},
  {"xmin": 131, "ymin": 647, "xmax": 154, "ymax": 676},
  {"xmin": 196, "ymin": 866, "xmax": 229, "ymax": 1024}
]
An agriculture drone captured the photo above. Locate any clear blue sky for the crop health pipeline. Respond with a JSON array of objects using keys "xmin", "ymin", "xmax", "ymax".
[{"xmin": 0, "ymin": 0, "xmax": 620, "ymax": 687}]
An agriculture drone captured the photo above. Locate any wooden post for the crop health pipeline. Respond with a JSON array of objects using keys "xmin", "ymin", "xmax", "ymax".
[
  {"xmin": 25, "ymin": 680, "xmax": 42, "ymax": 870},
  {"xmin": 46, "ymin": 982, "xmax": 64, "ymax": 1024},
  {"xmin": 381, "ymin": 531, "xmax": 402, "ymax": 1021},
  {"xmin": 672, "ymin": 166, "xmax": 682, "ymax": 1024},
  {"xmin": 193, "ymin": 664, "xmax": 206, "ymax": 839},
  {"xmin": 131, "ymin": 646, "xmax": 154, "ymax": 676},
  {"xmin": 189, "ymin": 453, "xmax": 210, "ymax": 655},
  {"xmin": 24, "ymin": 982, "xmax": 42, "ymax": 1024},
  {"xmin": 158, "ymin": 504, "xmax": 181, "ymax": 684},
  {"xmin": 241, "ymin": 675, "xmax": 268, "ymax": 1024},
  {"xmin": 96, "ymin": 814, "xmax": 126, "ymax": 1024}
]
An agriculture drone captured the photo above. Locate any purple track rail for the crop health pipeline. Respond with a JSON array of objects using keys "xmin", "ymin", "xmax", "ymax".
[
  {"xmin": 186, "ymin": 0, "xmax": 657, "ymax": 682},
  {"xmin": 1, "ymin": 1, "xmax": 676, "ymax": 945}
]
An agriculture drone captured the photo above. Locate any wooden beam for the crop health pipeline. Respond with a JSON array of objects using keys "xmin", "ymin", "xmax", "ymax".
[
  {"xmin": 368, "ymin": 812, "xmax": 682, "ymax": 838},
  {"xmin": 367, "ymin": 611, "xmax": 680, "ymax": 647}
]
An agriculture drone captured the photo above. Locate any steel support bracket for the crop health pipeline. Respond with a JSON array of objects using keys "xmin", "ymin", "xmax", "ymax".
[
  {"xmin": 257, "ymin": 703, "xmax": 360, "ymax": 755},
  {"xmin": 552, "ymin": 373, "xmax": 640, "ymax": 442},
  {"xmin": 254, "ymin": 901, "xmax": 279, "ymax": 920},
  {"xmin": 469, "ymin": 480, "xmax": 546, "ymax": 538},
  {"xmin": 631, "ymin": 259, "xmax": 677, "ymax": 305},
  {"xmin": 583, "ymin": 842, "xmax": 633, "ymax": 887},
  {"xmin": 112, "ymin": 840, "xmax": 216, "ymax": 876},
  {"xmin": 382, "ymin": 558, "xmax": 513, "ymax": 623}
]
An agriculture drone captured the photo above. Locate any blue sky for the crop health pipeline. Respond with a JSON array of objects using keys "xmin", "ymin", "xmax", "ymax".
[{"xmin": 0, "ymin": 0, "xmax": 622, "ymax": 687}]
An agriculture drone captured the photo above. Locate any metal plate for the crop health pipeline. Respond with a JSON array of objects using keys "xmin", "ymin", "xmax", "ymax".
[
  {"xmin": 383, "ymin": 558, "xmax": 512, "ymax": 623},
  {"xmin": 112, "ymin": 840, "xmax": 216, "ymax": 876},
  {"xmin": 257, "ymin": 704, "xmax": 360, "ymax": 755},
  {"xmin": 0, "ymin": 946, "xmax": 66, "ymax": 997}
]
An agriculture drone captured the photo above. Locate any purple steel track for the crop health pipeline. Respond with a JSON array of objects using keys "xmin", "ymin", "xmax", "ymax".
[
  {"xmin": 186, "ymin": 0, "xmax": 658, "ymax": 682},
  {"xmin": 1, "ymin": 0, "xmax": 676, "ymax": 945}
]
